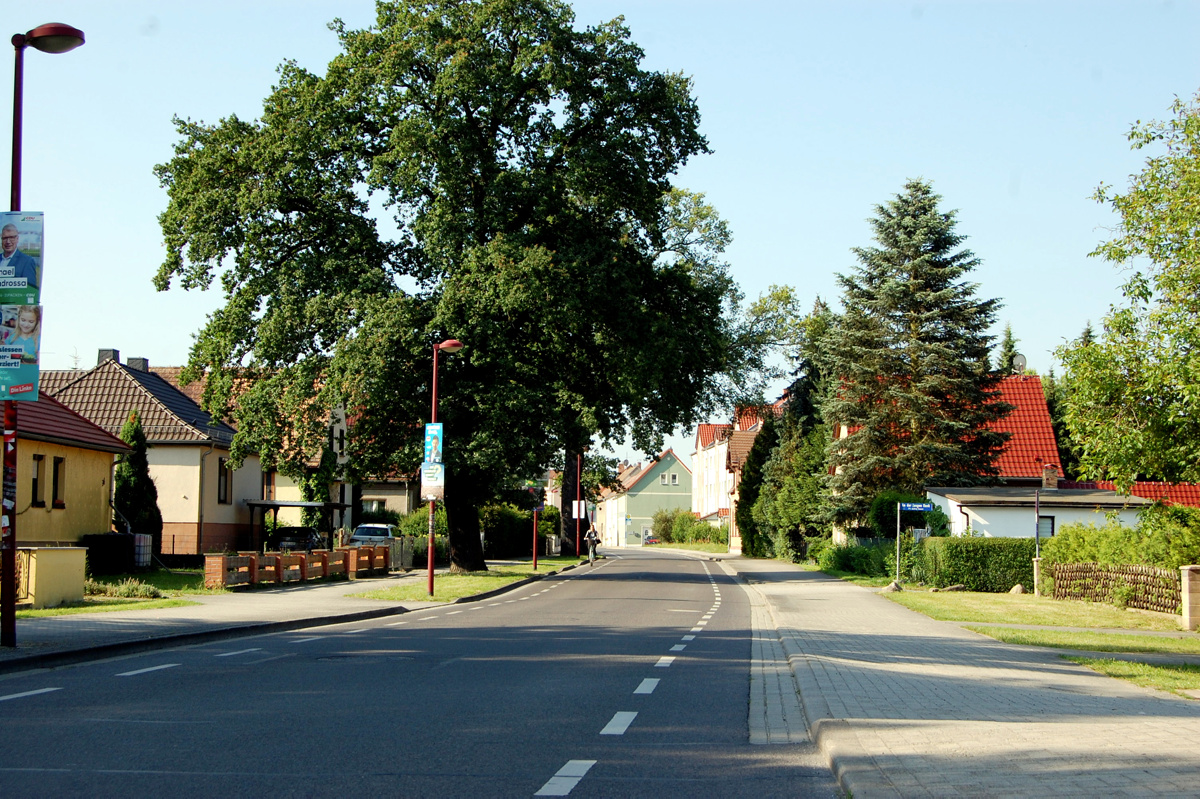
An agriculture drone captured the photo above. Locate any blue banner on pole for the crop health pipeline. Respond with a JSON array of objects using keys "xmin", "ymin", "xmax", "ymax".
[{"xmin": 899, "ymin": 502, "xmax": 934, "ymax": 512}]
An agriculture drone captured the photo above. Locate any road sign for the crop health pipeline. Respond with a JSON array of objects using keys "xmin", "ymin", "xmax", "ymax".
[{"xmin": 899, "ymin": 502, "xmax": 934, "ymax": 512}]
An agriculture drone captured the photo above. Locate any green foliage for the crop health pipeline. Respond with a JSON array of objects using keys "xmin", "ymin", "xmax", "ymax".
[
  {"xmin": 653, "ymin": 507, "xmax": 727, "ymax": 545},
  {"xmin": 538, "ymin": 506, "xmax": 561, "ymax": 541},
  {"xmin": 359, "ymin": 507, "xmax": 401, "ymax": 525},
  {"xmin": 480, "ymin": 503, "xmax": 539, "ymax": 559},
  {"xmin": 84, "ymin": 577, "xmax": 163, "ymax": 599},
  {"xmin": 736, "ymin": 413, "xmax": 778, "ymax": 557},
  {"xmin": 113, "ymin": 410, "xmax": 164, "ymax": 553},
  {"xmin": 400, "ymin": 503, "xmax": 448, "ymax": 540},
  {"xmin": 410, "ymin": 534, "xmax": 450, "ymax": 566},
  {"xmin": 153, "ymin": 0, "xmax": 758, "ymax": 573},
  {"xmin": 994, "ymin": 323, "xmax": 1020, "ymax": 374},
  {"xmin": 1059, "ymin": 94, "xmax": 1200, "ymax": 489},
  {"xmin": 866, "ymin": 489, "xmax": 930, "ymax": 539},
  {"xmin": 1042, "ymin": 505, "xmax": 1200, "ymax": 572},
  {"xmin": 817, "ymin": 542, "xmax": 890, "ymax": 577},
  {"xmin": 917, "ymin": 537, "xmax": 1036, "ymax": 592},
  {"xmin": 926, "ymin": 505, "xmax": 951, "ymax": 536},
  {"xmin": 823, "ymin": 180, "xmax": 1009, "ymax": 526}
]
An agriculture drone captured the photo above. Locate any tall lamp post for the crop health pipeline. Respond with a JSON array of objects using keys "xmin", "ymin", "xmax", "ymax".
[
  {"xmin": 427, "ymin": 338, "xmax": 462, "ymax": 597},
  {"xmin": 3, "ymin": 22, "xmax": 85, "ymax": 648}
]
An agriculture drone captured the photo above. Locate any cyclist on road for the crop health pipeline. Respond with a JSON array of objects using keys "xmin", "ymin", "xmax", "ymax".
[{"xmin": 584, "ymin": 523, "xmax": 600, "ymax": 565}]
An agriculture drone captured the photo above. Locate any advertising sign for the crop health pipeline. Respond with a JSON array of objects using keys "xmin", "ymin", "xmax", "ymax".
[
  {"xmin": 421, "ymin": 460, "xmax": 445, "ymax": 501},
  {"xmin": 0, "ymin": 213, "xmax": 42, "ymax": 400},
  {"xmin": 424, "ymin": 423, "xmax": 443, "ymax": 464}
]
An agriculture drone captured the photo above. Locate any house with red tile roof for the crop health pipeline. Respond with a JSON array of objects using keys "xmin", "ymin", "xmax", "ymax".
[
  {"xmin": 598, "ymin": 449, "xmax": 691, "ymax": 547},
  {"xmin": 15, "ymin": 392, "xmax": 129, "ymax": 546},
  {"xmin": 42, "ymin": 352, "xmax": 264, "ymax": 556},
  {"xmin": 987, "ymin": 375, "xmax": 1061, "ymax": 485}
]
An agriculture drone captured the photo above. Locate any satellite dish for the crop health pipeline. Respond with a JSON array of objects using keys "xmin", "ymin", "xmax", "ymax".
[{"xmin": 1012, "ymin": 353, "xmax": 1027, "ymax": 374}]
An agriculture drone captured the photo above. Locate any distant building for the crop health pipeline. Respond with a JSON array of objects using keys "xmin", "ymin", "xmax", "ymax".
[{"xmin": 599, "ymin": 449, "xmax": 691, "ymax": 547}]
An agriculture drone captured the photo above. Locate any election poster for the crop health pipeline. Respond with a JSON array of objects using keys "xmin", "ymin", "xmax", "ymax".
[
  {"xmin": 424, "ymin": 423, "xmax": 443, "ymax": 463},
  {"xmin": 0, "ymin": 213, "xmax": 42, "ymax": 400}
]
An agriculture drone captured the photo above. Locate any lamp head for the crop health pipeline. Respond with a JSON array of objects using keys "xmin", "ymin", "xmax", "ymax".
[
  {"xmin": 22, "ymin": 23, "xmax": 85, "ymax": 54},
  {"xmin": 438, "ymin": 339, "xmax": 464, "ymax": 354}
]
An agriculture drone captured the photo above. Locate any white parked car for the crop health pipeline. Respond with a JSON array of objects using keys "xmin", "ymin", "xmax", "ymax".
[{"xmin": 349, "ymin": 523, "xmax": 401, "ymax": 546}]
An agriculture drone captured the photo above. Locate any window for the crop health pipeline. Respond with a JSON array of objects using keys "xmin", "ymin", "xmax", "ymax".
[
  {"xmin": 51, "ymin": 457, "xmax": 65, "ymax": 509},
  {"xmin": 217, "ymin": 458, "xmax": 232, "ymax": 504},
  {"xmin": 671, "ymin": 473, "xmax": 679, "ymax": 486},
  {"xmin": 262, "ymin": 469, "xmax": 276, "ymax": 501},
  {"xmin": 30, "ymin": 454, "xmax": 44, "ymax": 507},
  {"xmin": 660, "ymin": 474, "xmax": 668, "ymax": 485},
  {"xmin": 338, "ymin": 427, "xmax": 345, "ymax": 455},
  {"xmin": 1037, "ymin": 516, "xmax": 1055, "ymax": 538}
]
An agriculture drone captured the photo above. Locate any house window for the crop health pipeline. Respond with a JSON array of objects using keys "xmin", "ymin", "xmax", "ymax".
[
  {"xmin": 671, "ymin": 473, "xmax": 679, "ymax": 486},
  {"xmin": 660, "ymin": 474, "xmax": 668, "ymax": 485},
  {"xmin": 338, "ymin": 427, "xmax": 345, "ymax": 455},
  {"xmin": 51, "ymin": 457, "xmax": 65, "ymax": 509},
  {"xmin": 217, "ymin": 458, "xmax": 232, "ymax": 504},
  {"xmin": 1037, "ymin": 516, "xmax": 1055, "ymax": 538},
  {"xmin": 263, "ymin": 469, "xmax": 276, "ymax": 501},
  {"xmin": 30, "ymin": 454, "xmax": 44, "ymax": 507}
]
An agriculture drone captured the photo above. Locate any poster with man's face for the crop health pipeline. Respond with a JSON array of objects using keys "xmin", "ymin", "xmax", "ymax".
[{"xmin": 0, "ymin": 213, "xmax": 43, "ymax": 400}]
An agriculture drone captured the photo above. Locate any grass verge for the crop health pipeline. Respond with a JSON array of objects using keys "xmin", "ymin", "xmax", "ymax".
[
  {"xmin": 966, "ymin": 626, "xmax": 1200, "ymax": 654},
  {"xmin": 822, "ymin": 569, "xmax": 895, "ymax": 588},
  {"xmin": 93, "ymin": 569, "xmax": 223, "ymax": 596},
  {"xmin": 354, "ymin": 558, "xmax": 579, "ymax": 603},
  {"xmin": 647, "ymin": 542, "xmax": 729, "ymax": 553},
  {"xmin": 17, "ymin": 598, "xmax": 198, "ymax": 618},
  {"xmin": 1065, "ymin": 657, "xmax": 1200, "ymax": 698},
  {"xmin": 884, "ymin": 590, "xmax": 1181, "ymax": 631}
]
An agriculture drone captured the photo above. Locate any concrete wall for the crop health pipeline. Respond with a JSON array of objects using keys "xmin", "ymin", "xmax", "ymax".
[
  {"xmin": 155, "ymin": 446, "xmax": 261, "ymax": 555},
  {"xmin": 17, "ymin": 439, "xmax": 116, "ymax": 545}
]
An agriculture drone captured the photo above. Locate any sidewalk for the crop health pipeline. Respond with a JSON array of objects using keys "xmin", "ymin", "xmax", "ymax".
[
  {"xmin": 721, "ymin": 556, "xmax": 1200, "ymax": 797},
  {"xmin": 0, "ymin": 568, "xmax": 446, "ymax": 672}
]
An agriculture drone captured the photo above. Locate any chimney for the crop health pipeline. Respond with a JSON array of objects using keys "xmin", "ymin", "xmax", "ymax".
[
  {"xmin": 97, "ymin": 349, "xmax": 119, "ymax": 366},
  {"xmin": 1042, "ymin": 464, "xmax": 1059, "ymax": 490},
  {"xmin": 127, "ymin": 357, "xmax": 149, "ymax": 372}
]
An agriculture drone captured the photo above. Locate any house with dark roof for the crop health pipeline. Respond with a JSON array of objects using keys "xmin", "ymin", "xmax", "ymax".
[
  {"xmin": 42, "ymin": 351, "xmax": 263, "ymax": 556},
  {"xmin": 598, "ymin": 449, "xmax": 691, "ymax": 547},
  {"xmin": 15, "ymin": 391, "xmax": 129, "ymax": 546}
]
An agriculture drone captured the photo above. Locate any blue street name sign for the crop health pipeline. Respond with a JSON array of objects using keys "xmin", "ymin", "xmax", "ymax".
[{"xmin": 899, "ymin": 502, "xmax": 934, "ymax": 512}]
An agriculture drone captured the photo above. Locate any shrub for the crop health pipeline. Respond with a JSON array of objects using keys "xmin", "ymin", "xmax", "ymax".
[
  {"xmin": 867, "ymin": 489, "xmax": 930, "ymax": 538},
  {"xmin": 1043, "ymin": 505, "xmax": 1200, "ymax": 573},
  {"xmin": 817, "ymin": 542, "xmax": 890, "ymax": 576},
  {"xmin": 918, "ymin": 537, "xmax": 1035, "ymax": 592},
  {"xmin": 481, "ymin": 503, "xmax": 533, "ymax": 558},
  {"xmin": 80, "ymin": 534, "xmax": 136, "ymax": 576},
  {"xmin": 400, "ymin": 504, "xmax": 448, "ymax": 540},
  {"xmin": 359, "ymin": 507, "xmax": 401, "ymax": 525},
  {"xmin": 85, "ymin": 577, "xmax": 163, "ymax": 599},
  {"xmin": 411, "ymin": 534, "xmax": 450, "ymax": 566}
]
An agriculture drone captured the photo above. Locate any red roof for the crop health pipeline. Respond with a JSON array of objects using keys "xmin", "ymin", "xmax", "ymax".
[
  {"xmin": 735, "ymin": 400, "xmax": 785, "ymax": 431},
  {"xmin": 1061, "ymin": 480, "xmax": 1200, "ymax": 508},
  {"xmin": 695, "ymin": 423, "xmax": 732, "ymax": 449},
  {"xmin": 989, "ymin": 375, "xmax": 1059, "ymax": 480},
  {"xmin": 19, "ymin": 392, "xmax": 130, "ymax": 454}
]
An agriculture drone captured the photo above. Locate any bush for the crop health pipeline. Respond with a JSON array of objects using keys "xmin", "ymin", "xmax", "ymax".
[
  {"xmin": 918, "ymin": 536, "xmax": 1035, "ymax": 592},
  {"xmin": 85, "ymin": 577, "xmax": 163, "ymax": 599},
  {"xmin": 359, "ymin": 507, "xmax": 402, "ymax": 525},
  {"xmin": 400, "ymin": 504, "xmax": 448, "ymax": 540},
  {"xmin": 817, "ymin": 542, "xmax": 890, "ymax": 577},
  {"xmin": 481, "ymin": 503, "xmax": 534, "ymax": 558},
  {"xmin": 80, "ymin": 534, "xmax": 136, "ymax": 576},
  {"xmin": 650, "ymin": 508, "xmax": 728, "ymax": 545},
  {"xmin": 1043, "ymin": 505, "xmax": 1200, "ymax": 572},
  {"xmin": 867, "ymin": 489, "xmax": 930, "ymax": 538},
  {"xmin": 411, "ymin": 534, "xmax": 450, "ymax": 566}
]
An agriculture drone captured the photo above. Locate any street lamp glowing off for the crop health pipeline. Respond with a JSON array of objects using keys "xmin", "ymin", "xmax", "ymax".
[
  {"xmin": 427, "ymin": 338, "xmax": 462, "ymax": 596},
  {"xmin": 21, "ymin": 23, "xmax": 86, "ymax": 54}
]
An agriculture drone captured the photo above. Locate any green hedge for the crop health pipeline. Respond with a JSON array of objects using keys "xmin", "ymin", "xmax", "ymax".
[
  {"xmin": 918, "ymin": 537, "xmax": 1035, "ymax": 592},
  {"xmin": 1042, "ymin": 505, "xmax": 1200, "ymax": 572}
]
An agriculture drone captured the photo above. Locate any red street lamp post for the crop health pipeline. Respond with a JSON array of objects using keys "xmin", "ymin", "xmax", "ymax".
[
  {"xmin": 2, "ymin": 22, "xmax": 85, "ymax": 648},
  {"xmin": 427, "ymin": 339, "xmax": 462, "ymax": 597}
]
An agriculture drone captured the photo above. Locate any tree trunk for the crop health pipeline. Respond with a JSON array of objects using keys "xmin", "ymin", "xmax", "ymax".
[
  {"xmin": 561, "ymin": 448, "xmax": 581, "ymax": 557},
  {"xmin": 444, "ymin": 474, "xmax": 487, "ymax": 573}
]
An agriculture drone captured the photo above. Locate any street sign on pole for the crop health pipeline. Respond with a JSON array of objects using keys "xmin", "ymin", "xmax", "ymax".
[{"xmin": 899, "ymin": 502, "xmax": 934, "ymax": 512}]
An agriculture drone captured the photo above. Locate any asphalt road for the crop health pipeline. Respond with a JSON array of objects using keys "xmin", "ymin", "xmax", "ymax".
[{"xmin": 0, "ymin": 549, "xmax": 838, "ymax": 797}]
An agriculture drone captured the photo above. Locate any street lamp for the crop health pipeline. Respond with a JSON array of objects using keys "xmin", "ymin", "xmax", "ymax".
[
  {"xmin": 2, "ymin": 22, "xmax": 85, "ymax": 648},
  {"xmin": 427, "ymin": 338, "xmax": 462, "ymax": 597}
]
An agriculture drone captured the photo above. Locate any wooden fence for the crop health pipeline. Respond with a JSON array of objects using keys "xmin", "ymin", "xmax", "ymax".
[
  {"xmin": 205, "ymin": 546, "xmax": 389, "ymax": 589},
  {"xmin": 1053, "ymin": 562, "xmax": 1181, "ymax": 614}
]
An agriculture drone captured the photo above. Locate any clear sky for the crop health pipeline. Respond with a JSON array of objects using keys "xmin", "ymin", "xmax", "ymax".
[{"xmin": 11, "ymin": 1, "xmax": 1200, "ymax": 458}]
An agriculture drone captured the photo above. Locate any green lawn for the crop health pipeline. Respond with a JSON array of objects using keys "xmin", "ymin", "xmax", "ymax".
[
  {"xmin": 1066, "ymin": 657, "xmax": 1200, "ymax": 698},
  {"xmin": 17, "ymin": 598, "xmax": 198, "ymax": 618},
  {"xmin": 645, "ymin": 542, "xmax": 729, "ymax": 553},
  {"xmin": 93, "ymin": 568, "xmax": 222, "ymax": 596},
  {"xmin": 966, "ymin": 626, "xmax": 1200, "ymax": 654},
  {"xmin": 354, "ymin": 558, "xmax": 579, "ymax": 603},
  {"xmin": 884, "ymin": 589, "xmax": 1182, "ymax": 631}
]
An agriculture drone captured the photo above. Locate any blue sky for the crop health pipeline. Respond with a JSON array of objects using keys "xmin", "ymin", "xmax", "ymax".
[{"xmin": 12, "ymin": 1, "xmax": 1200, "ymax": 455}]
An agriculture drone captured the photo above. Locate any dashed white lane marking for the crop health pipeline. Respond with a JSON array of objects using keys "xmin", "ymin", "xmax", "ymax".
[
  {"xmin": 600, "ymin": 711, "xmax": 638, "ymax": 735},
  {"xmin": 0, "ymin": 687, "xmax": 61, "ymax": 702},
  {"xmin": 535, "ymin": 760, "xmax": 596, "ymax": 796},
  {"xmin": 655, "ymin": 656, "xmax": 676, "ymax": 668},
  {"xmin": 116, "ymin": 664, "xmax": 180, "ymax": 677},
  {"xmin": 215, "ymin": 648, "xmax": 262, "ymax": 658},
  {"xmin": 690, "ymin": 627, "xmax": 703, "ymax": 633},
  {"xmin": 518, "ymin": 596, "xmax": 531, "ymax": 601},
  {"xmin": 682, "ymin": 635, "xmax": 695, "ymax": 641},
  {"xmin": 670, "ymin": 644, "xmax": 686, "ymax": 652},
  {"xmin": 387, "ymin": 621, "xmax": 408, "ymax": 626},
  {"xmin": 702, "ymin": 614, "xmax": 713, "ymax": 619},
  {"xmin": 695, "ymin": 620, "xmax": 708, "ymax": 626},
  {"xmin": 634, "ymin": 678, "xmax": 660, "ymax": 695},
  {"xmin": 447, "ymin": 610, "xmax": 463, "ymax": 615},
  {"xmin": 488, "ymin": 602, "xmax": 502, "ymax": 606},
  {"xmin": 291, "ymin": 636, "xmax": 324, "ymax": 642},
  {"xmin": 342, "ymin": 628, "xmax": 367, "ymax": 634}
]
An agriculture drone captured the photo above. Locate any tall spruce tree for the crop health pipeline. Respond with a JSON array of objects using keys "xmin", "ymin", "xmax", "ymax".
[
  {"xmin": 734, "ymin": 412, "xmax": 778, "ymax": 558},
  {"xmin": 995, "ymin": 323, "xmax": 1020, "ymax": 373},
  {"xmin": 113, "ymin": 410, "xmax": 164, "ymax": 555},
  {"xmin": 822, "ymin": 180, "xmax": 1010, "ymax": 528}
]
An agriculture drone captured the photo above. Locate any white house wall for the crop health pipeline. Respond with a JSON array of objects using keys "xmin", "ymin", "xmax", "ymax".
[
  {"xmin": 930, "ymin": 495, "xmax": 1143, "ymax": 538},
  {"xmin": 148, "ymin": 446, "xmax": 202, "ymax": 524}
]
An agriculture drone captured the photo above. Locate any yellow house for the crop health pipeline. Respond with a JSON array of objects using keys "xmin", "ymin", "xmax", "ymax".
[{"xmin": 16, "ymin": 392, "xmax": 129, "ymax": 545}]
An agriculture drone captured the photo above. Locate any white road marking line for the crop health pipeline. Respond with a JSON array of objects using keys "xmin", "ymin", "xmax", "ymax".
[
  {"xmin": 690, "ymin": 627, "xmax": 703, "ymax": 632},
  {"xmin": 0, "ymin": 687, "xmax": 61, "ymax": 702},
  {"xmin": 702, "ymin": 614, "xmax": 713, "ymax": 619},
  {"xmin": 695, "ymin": 620, "xmax": 708, "ymax": 626},
  {"xmin": 655, "ymin": 656, "xmax": 676, "ymax": 668},
  {"xmin": 670, "ymin": 644, "xmax": 686, "ymax": 652},
  {"xmin": 468, "ymin": 606, "xmax": 482, "ymax": 611},
  {"xmin": 634, "ymin": 678, "xmax": 660, "ymax": 695},
  {"xmin": 518, "ymin": 596, "xmax": 531, "ymax": 601},
  {"xmin": 488, "ymin": 602, "xmax": 502, "ymax": 606},
  {"xmin": 600, "ymin": 711, "xmax": 638, "ymax": 735},
  {"xmin": 447, "ymin": 610, "xmax": 463, "ymax": 615},
  {"xmin": 505, "ymin": 600, "xmax": 517, "ymax": 603},
  {"xmin": 386, "ymin": 621, "xmax": 409, "ymax": 626},
  {"xmin": 291, "ymin": 636, "xmax": 325, "ymax": 642},
  {"xmin": 215, "ymin": 648, "xmax": 262, "ymax": 658},
  {"xmin": 341, "ymin": 628, "xmax": 367, "ymax": 634},
  {"xmin": 535, "ymin": 760, "xmax": 596, "ymax": 796},
  {"xmin": 682, "ymin": 635, "xmax": 695, "ymax": 641},
  {"xmin": 116, "ymin": 664, "xmax": 180, "ymax": 677}
]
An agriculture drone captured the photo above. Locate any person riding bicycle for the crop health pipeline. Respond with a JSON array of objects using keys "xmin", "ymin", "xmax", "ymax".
[{"xmin": 584, "ymin": 524, "xmax": 600, "ymax": 564}]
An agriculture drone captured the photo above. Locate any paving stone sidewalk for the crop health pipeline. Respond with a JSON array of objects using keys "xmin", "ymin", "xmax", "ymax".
[{"xmin": 721, "ymin": 557, "xmax": 1200, "ymax": 798}]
